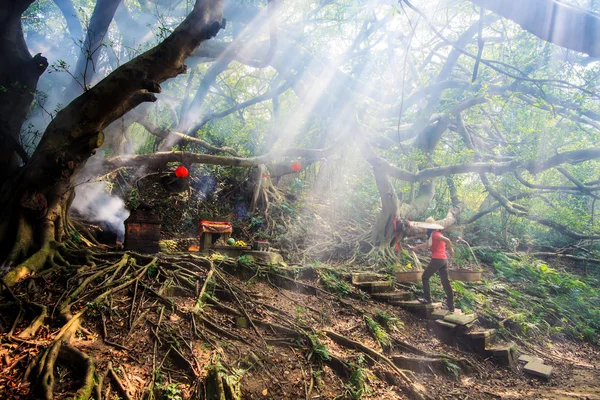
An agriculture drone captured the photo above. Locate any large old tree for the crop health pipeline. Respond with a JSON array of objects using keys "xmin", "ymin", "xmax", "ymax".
[
  {"xmin": 0, "ymin": 0, "xmax": 226, "ymax": 285},
  {"xmin": 1, "ymin": 1, "xmax": 600, "ymax": 399},
  {"xmin": 2, "ymin": 0, "xmax": 600, "ymax": 285}
]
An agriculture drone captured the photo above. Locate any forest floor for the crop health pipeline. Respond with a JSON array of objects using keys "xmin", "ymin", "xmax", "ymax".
[{"xmin": 0, "ymin": 246, "xmax": 599, "ymax": 400}]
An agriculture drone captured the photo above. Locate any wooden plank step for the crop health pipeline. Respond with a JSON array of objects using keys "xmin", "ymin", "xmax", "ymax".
[
  {"xmin": 371, "ymin": 291, "xmax": 413, "ymax": 302},
  {"xmin": 356, "ymin": 280, "xmax": 394, "ymax": 293}
]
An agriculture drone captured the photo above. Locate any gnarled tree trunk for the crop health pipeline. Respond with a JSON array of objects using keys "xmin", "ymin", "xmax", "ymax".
[{"xmin": 1, "ymin": 0, "xmax": 225, "ymax": 287}]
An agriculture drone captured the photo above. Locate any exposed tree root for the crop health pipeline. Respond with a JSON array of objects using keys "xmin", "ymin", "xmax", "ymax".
[
  {"xmin": 2, "ymin": 240, "xmax": 59, "ymax": 287},
  {"xmin": 202, "ymin": 362, "xmax": 243, "ymax": 400},
  {"xmin": 108, "ymin": 361, "xmax": 134, "ymax": 400},
  {"xmin": 325, "ymin": 330, "xmax": 429, "ymax": 400},
  {"xmin": 18, "ymin": 302, "xmax": 47, "ymax": 339},
  {"xmin": 2, "ymin": 246, "xmax": 481, "ymax": 400}
]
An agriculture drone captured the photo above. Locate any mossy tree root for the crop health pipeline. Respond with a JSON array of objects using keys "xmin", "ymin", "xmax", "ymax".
[
  {"xmin": 35, "ymin": 337, "xmax": 96, "ymax": 400},
  {"xmin": 18, "ymin": 302, "xmax": 47, "ymax": 339},
  {"xmin": 202, "ymin": 363, "xmax": 243, "ymax": 400}
]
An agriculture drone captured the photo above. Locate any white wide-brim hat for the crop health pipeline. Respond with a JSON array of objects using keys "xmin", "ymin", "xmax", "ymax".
[{"xmin": 410, "ymin": 216, "xmax": 444, "ymax": 230}]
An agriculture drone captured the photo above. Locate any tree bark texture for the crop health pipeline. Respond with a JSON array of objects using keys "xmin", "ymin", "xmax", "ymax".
[{"xmin": 0, "ymin": 0, "xmax": 48, "ymax": 180}]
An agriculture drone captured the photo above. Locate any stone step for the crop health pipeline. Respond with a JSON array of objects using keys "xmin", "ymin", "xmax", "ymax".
[
  {"xmin": 429, "ymin": 319, "xmax": 458, "ymax": 346},
  {"xmin": 457, "ymin": 329, "xmax": 497, "ymax": 356},
  {"xmin": 444, "ymin": 313, "xmax": 478, "ymax": 326},
  {"xmin": 428, "ymin": 309, "xmax": 450, "ymax": 320},
  {"xmin": 355, "ymin": 280, "xmax": 394, "ymax": 293},
  {"xmin": 518, "ymin": 354, "xmax": 543, "ymax": 364},
  {"xmin": 523, "ymin": 361, "xmax": 553, "ymax": 379},
  {"xmin": 351, "ymin": 272, "xmax": 386, "ymax": 284},
  {"xmin": 371, "ymin": 291, "xmax": 413, "ymax": 302},
  {"xmin": 486, "ymin": 342, "xmax": 518, "ymax": 367},
  {"xmin": 396, "ymin": 300, "xmax": 442, "ymax": 318}
]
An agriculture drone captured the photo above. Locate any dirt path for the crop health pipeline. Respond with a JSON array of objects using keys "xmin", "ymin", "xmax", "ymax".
[{"xmin": 494, "ymin": 366, "xmax": 600, "ymax": 400}]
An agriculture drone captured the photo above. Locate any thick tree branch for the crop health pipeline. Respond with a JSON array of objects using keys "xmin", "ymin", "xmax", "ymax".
[
  {"xmin": 367, "ymin": 147, "xmax": 600, "ymax": 183},
  {"xmin": 64, "ymin": 0, "xmax": 122, "ymax": 101},
  {"xmin": 514, "ymin": 171, "xmax": 600, "ymax": 193},
  {"xmin": 556, "ymin": 167, "xmax": 600, "ymax": 200},
  {"xmin": 132, "ymin": 112, "xmax": 240, "ymax": 156},
  {"xmin": 479, "ymin": 173, "xmax": 600, "ymax": 239},
  {"xmin": 53, "ymin": 0, "xmax": 83, "ymax": 39},
  {"xmin": 0, "ymin": 3, "xmax": 48, "ymax": 179},
  {"xmin": 105, "ymin": 146, "xmax": 339, "ymax": 170},
  {"xmin": 466, "ymin": 193, "xmax": 533, "ymax": 224},
  {"xmin": 22, "ymin": 0, "xmax": 226, "ymax": 191}
]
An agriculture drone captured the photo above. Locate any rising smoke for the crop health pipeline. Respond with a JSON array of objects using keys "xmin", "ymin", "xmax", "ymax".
[{"xmin": 71, "ymin": 182, "xmax": 130, "ymax": 242}]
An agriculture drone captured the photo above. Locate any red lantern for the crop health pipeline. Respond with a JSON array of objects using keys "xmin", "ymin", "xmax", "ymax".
[
  {"xmin": 175, "ymin": 165, "xmax": 189, "ymax": 178},
  {"xmin": 291, "ymin": 161, "xmax": 302, "ymax": 172}
]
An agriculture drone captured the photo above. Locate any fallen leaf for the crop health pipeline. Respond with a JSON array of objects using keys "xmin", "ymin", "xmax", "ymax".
[{"xmin": 262, "ymin": 388, "xmax": 268, "ymax": 396}]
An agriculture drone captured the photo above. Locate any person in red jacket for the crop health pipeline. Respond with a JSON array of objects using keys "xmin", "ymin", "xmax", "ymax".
[{"xmin": 409, "ymin": 217, "xmax": 455, "ymax": 312}]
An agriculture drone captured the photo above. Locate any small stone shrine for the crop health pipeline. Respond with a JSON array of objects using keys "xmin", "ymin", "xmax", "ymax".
[{"xmin": 198, "ymin": 220, "xmax": 233, "ymax": 251}]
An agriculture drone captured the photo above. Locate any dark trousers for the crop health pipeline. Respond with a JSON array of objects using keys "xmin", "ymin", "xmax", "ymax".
[{"xmin": 422, "ymin": 258, "xmax": 454, "ymax": 311}]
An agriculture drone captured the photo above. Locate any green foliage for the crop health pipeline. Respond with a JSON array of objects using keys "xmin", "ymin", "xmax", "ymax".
[
  {"xmin": 147, "ymin": 262, "xmax": 158, "ymax": 279},
  {"xmin": 442, "ymin": 359, "xmax": 463, "ymax": 378},
  {"xmin": 304, "ymin": 333, "xmax": 330, "ymax": 364},
  {"xmin": 153, "ymin": 371, "xmax": 184, "ymax": 400},
  {"xmin": 347, "ymin": 355, "xmax": 369, "ymax": 400},
  {"xmin": 450, "ymin": 281, "xmax": 479, "ymax": 314},
  {"xmin": 374, "ymin": 312, "xmax": 403, "ymax": 332},
  {"xmin": 319, "ymin": 271, "xmax": 351, "ymax": 297},
  {"xmin": 156, "ymin": 382, "xmax": 183, "ymax": 400},
  {"xmin": 237, "ymin": 255, "xmax": 252, "ymax": 266},
  {"xmin": 487, "ymin": 252, "xmax": 600, "ymax": 343},
  {"xmin": 364, "ymin": 316, "xmax": 391, "ymax": 348}
]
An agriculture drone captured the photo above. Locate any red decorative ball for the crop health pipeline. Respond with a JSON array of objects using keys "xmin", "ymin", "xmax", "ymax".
[
  {"xmin": 291, "ymin": 161, "xmax": 302, "ymax": 172},
  {"xmin": 175, "ymin": 165, "xmax": 189, "ymax": 178}
]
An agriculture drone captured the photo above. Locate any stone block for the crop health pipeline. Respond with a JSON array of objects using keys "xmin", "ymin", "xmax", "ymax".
[
  {"xmin": 351, "ymin": 272, "xmax": 385, "ymax": 284},
  {"xmin": 455, "ymin": 321, "xmax": 477, "ymax": 336},
  {"xmin": 241, "ymin": 251, "xmax": 283, "ymax": 264},
  {"xmin": 486, "ymin": 342, "xmax": 518, "ymax": 367},
  {"xmin": 431, "ymin": 319, "xmax": 458, "ymax": 346},
  {"xmin": 370, "ymin": 281, "xmax": 395, "ymax": 293},
  {"xmin": 518, "ymin": 354, "xmax": 543, "ymax": 364},
  {"xmin": 457, "ymin": 329, "xmax": 496, "ymax": 356},
  {"xmin": 397, "ymin": 300, "xmax": 442, "ymax": 317},
  {"xmin": 523, "ymin": 361, "xmax": 552, "ymax": 379},
  {"xmin": 444, "ymin": 313, "xmax": 478, "ymax": 326},
  {"xmin": 357, "ymin": 280, "xmax": 394, "ymax": 294},
  {"xmin": 372, "ymin": 291, "xmax": 413, "ymax": 302},
  {"xmin": 428, "ymin": 309, "xmax": 450, "ymax": 320},
  {"xmin": 391, "ymin": 355, "xmax": 448, "ymax": 373}
]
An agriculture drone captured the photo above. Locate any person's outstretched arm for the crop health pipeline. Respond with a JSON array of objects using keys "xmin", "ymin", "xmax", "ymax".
[{"xmin": 408, "ymin": 242, "xmax": 428, "ymax": 250}]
